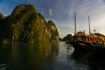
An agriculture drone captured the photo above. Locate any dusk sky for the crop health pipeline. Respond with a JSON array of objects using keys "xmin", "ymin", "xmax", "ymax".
[{"xmin": 0, "ymin": 0, "xmax": 105, "ymax": 38}]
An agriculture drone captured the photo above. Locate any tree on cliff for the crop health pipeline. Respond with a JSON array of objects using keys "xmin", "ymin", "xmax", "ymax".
[{"xmin": 62, "ymin": 34, "xmax": 73, "ymax": 41}]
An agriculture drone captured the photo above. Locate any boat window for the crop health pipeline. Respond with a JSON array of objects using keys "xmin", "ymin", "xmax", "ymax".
[{"xmin": 88, "ymin": 37, "xmax": 89, "ymax": 41}]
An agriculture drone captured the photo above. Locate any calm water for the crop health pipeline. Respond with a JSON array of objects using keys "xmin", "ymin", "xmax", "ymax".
[{"xmin": 0, "ymin": 42, "xmax": 105, "ymax": 70}]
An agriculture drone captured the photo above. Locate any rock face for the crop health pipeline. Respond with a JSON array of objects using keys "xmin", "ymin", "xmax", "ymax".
[
  {"xmin": 0, "ymin": 13, "xmax": 5, "ymax": 21},
  {"xmin": 38, "ymin": 13, "xmax": 59, "ymax": 42},
  {"xmin": 0, "ymin": 4, "xmax": 59, "ymax": 43}
]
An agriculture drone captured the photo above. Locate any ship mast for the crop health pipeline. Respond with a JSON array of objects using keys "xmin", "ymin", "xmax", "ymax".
[
  {"xmin": 74, "ymin": 11, "xmax": 76, "ymax": 36},
  {"xmin": 88, "ymin": 16, "xmax": 91, "ymax": 34}
]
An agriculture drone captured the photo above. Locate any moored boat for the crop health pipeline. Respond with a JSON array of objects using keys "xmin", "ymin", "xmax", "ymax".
[
  {"xmin": 69, "ymin": 41, "xmax": 105, "ymax": 52},
  {"xmin": 69, "ymin": 12, "xmax": 105, "ymax": 52}
]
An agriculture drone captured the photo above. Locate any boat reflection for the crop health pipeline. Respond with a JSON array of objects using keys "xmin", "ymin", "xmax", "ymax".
[{"xmin": 70, "ymin": 50, "xmax": 105, "ymax": 70}]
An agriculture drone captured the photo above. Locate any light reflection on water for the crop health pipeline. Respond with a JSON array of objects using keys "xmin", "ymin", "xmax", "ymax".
[
  {"xmin": 0, "ymin": 42, "xmax": 105, "ymax": 70},
  {"xmin": 45, "ymin": 42, "xmax": 89, "ymax": 70}
]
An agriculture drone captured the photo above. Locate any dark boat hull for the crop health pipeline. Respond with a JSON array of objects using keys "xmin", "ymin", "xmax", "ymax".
[
  {"xmin": 69, "ymin": 41, "xmax": 105, "ymax": 52},
  {"xmin": 70, "ymin": 41, "xmax": 88, "ymax": 51}
]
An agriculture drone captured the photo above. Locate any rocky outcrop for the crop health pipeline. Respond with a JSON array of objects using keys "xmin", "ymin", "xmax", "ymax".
[
  {"xmin": 0, "ymin": 13, "xmax": 5, "ymax": 21},
  {"xmin": 0, "ymin": 4, "xmax": 59, "ymax": 43},
  {"xmin": 38, "ymin": 13, "xmax": 59, "ymax": 42}
]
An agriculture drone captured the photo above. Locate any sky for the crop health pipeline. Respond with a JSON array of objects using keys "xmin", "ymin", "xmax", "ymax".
[{"xmin": 0, "ymin": 0, "xmax": 105, "ymax": 38}]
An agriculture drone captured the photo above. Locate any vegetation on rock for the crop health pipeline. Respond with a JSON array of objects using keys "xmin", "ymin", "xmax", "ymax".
[
  {"xmin": 61, "ymin": 34, "xmax": 73, "ymax": 41},
  {"xmin": 0, "ymin": 4, "xmax": 59, "ymax": 43},
  {"xmin": 0, "ymin": 13, "xmax": 5, "ymax": 21}
]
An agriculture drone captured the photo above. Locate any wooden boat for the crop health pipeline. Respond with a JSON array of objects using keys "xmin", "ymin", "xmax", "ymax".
[
  {"xmin": 69, "ymin": 12, "xmax": 105, "ymax": 52},
  {"xmin": 69, "ymin": 41, "xmax": 105, "ymax": 52}
]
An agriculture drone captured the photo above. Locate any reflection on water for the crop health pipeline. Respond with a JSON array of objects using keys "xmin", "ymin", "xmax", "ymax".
[
  {"xmin": 0, "ymin": 42, "xmax": 59, "ymax": 70},
  {"xmin": 0, "ymin": 42, "xmax": 105, "ymax": 70},
  {"xmin": 71, "ymin": 47, "xmax": 105, "ymax": 70}
]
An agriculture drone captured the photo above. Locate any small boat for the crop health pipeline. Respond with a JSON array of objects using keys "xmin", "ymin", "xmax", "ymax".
[
  {"xmin": 0, "ymin": 64, "xmax": 9, "ymax": 70},
  {"xmin": 0, "ymin": 64, "xmax": 8, "ymax": 67}
]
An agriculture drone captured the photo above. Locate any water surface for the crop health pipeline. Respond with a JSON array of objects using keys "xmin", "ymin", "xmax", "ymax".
[{"xmin": 0, "ymin": 42, "xmax": 105, "ymax": 70}]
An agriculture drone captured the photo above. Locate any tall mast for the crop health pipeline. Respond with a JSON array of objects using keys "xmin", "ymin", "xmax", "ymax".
[
  {"xmin": 88, "ymin": 16, "xmax": 91, "ymax": 34},
  {"xmin": 74, "ymin": 11, "xmax": 76, "ymax": 36}
]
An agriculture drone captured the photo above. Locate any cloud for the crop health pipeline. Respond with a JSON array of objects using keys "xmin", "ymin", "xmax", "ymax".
[
  {"xmin": 55, "ymin": 20, "xmax": 74, "ymax": 37},
  {"xmin": 41, "ymin": 12, "xmax": 44, "ymax": 15},
  {"xmin": 52, "ymin": 0, "xmax": 105, "ymax": 37},
  {"xmin": 1, "ymin": 0, "xmax": 105, "ymax": 37},
  {"xmin": 49, "ymin": 9, "xmax": 53, "ymax": 16},
  {"xmin": 66, "ymin": 0, "xmax": 105, "ymax": 34}
]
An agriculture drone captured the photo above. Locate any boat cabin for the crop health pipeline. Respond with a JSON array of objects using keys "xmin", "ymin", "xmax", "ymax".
[{"xmin": 74, "ymin": 32, "xmax": 105, "ymax": 44}]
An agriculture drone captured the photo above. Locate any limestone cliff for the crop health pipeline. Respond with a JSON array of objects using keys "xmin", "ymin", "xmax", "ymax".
[
  {"xmin": 0, "ymin": 13, "xmax": 5, "ymax": 21},
  {"xmin": 38, "ymin": 13, "xmax": 59, "ymax": 42},
  {"xmin": 0, "ymin": 4, "xmax": 59, "ymax": 43}
]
